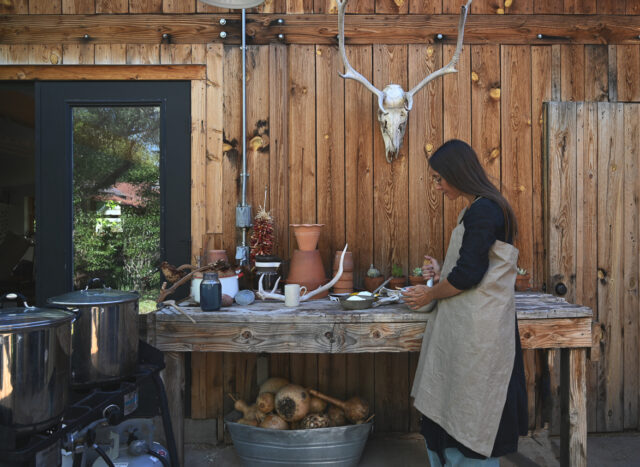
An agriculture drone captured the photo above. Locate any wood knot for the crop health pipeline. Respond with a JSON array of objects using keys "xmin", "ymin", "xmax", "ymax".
[
  {"xmin": 324, "ymin": 331, "xmax": 334, "ymax": 340},
  {"xmin": 372, "ymin": 330, "xmax": 381, "ymax": 338},
  {"xmin": 242, "ymin": 330, "xmax": 252, "ymax": 339}
]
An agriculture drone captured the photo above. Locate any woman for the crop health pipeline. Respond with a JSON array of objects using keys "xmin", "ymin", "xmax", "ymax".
[{"xmin": 402, "ymin": 139, "xmax": 528, "ymax": 466}]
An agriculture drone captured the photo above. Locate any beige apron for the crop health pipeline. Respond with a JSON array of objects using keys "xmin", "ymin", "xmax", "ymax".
[{"xmin": 411, "ymin": 207, "xmax": 519, "ymax": 457}]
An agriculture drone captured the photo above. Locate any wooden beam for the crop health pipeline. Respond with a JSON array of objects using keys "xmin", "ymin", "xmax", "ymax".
[
  {"xmin": 519, "ymin": 317, "xmax": 592, "ymax": 349},
  {"xmin": 1, "ymin": 14, "xmax": 640, "ymax": 45},
  {"xmin": 0, "ymin": 64, "xmax": 205, "ymax": 80}
]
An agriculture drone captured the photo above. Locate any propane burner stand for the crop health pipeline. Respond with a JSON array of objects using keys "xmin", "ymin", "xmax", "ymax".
[{"xmin": 0, "ymin": 341, "xmax": 178, "ymax": 467}]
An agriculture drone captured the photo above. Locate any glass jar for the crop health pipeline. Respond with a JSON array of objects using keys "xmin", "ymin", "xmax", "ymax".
[{"xmin": 200, "ymin": 272, "xmax": 222, "ymax": 311}]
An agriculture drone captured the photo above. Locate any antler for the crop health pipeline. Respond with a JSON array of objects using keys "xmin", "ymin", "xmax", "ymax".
[
  {"xmin": 404, "ymin": 0, "xmax": 472, "ymax": 111},
  {"xmin": 256, "ymin": 245, "xmax": 349, "ymax": 302},
  {"xmin": 337, "ymin": 0, "xmax": 386, "ymax": 114}
]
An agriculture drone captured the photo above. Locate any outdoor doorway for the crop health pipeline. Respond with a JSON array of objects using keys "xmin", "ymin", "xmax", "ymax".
[{"xmin": 36, "ymin": 81, "xmax": 191, "ymax": 306}]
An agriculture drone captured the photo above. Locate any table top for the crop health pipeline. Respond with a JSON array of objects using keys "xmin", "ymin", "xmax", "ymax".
[{"xmin": 154, "ymin": 291, "xmax": 592, "ymax": 324}]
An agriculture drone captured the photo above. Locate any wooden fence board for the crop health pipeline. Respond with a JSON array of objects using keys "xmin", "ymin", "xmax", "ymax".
[
  {"xmin": 126, "ymin": 44, "xmax": 160, "ymax": 64},
  {"xmin": 628, "ymin": 0, "xmax": 640, "ymax": 15},
  {"xmin": 442, "ymin": 44, "xmax": 470, "ymax": 242},
  {"xmin": 130, "ymin": 0, "xmax": 162, "ymax": 13},
  {"xmin": 222, "ymin": 45, "xmax": 241, "ymax": 256},
  {"xmin": 408, "ymin": 43, "xmax": 443, "ymax": 272},
  {"xmin": 345, "ymin": 45, "xmax": 374, "ymax": 289},
  {"xmin": 616, "ymin": 45, "xmax": 640, "ymax": 102},
  {"xmin": 575, "ymin": 102, "xmax": 599, "ymax": 432},
  {"xmin": 564, "ymin": 0, "xmax": 595, "ymax": 14},
  {"xmin": 596, "ymin": 102, "xmax": 624, "ymax": 432},
  {"xmin": 584, "ymin": 45, "xmax": 608, "ymax": 102},
  {"xmin": 29, "ymin": 0, "xmax": 61, "ymax": 14},
  {"xmin": 163, "ymin": 0, "xmax": 195, "ymax": 13},
  {"xmin": 0, "ymin": 0, "xmax": 28, "ymax": 14},
  {"xmin": 95, "ymin": 44, "xmax": 127, "ymax": 64},
  {"xmin": 206, "ymin": 352, "xmax": 224, "ymax": 420},
  {"xmin": 409, "ymin": 0, "xmax": 439, "ymax": 14},
  {"xmin": 205, "ymin": 43, "xmax": 224, "ymax": 235},
  {"xmin": 96, "ymin": 0, "xmax": 129, "ymax": 13},
  {"xmin": 623, "ymin": 104, "xmax": 639, "ymax": 429},
  {"xmin": 191, "ymin": 78, "xmax": 207, "ymax": 264},
  {"xmin": 160, "ymin": 44, "xmax": 192, "ymax": 64},
  {"xmin": 375, "ymin": 0, "xmax": 407, "ymax": 14},
  {"xmin": 190, "ymin": 351, "xmax": 207, "ymax": 418},
  {"xmin": 561, "ymin": 45, "xmax": 584, "ymax": 102},
  {"xmin": 62, "ymin": 43, "xmax": 95, "ymax": 64},
  {"xmin": 29, "ymin": 45, "xmax": 62, "ymax": 64},
  {"xmin": 62, "ymin": 0, "xmax": 95, "ymax": 14},
  {"xmin": 316, "ymin": 44, "xmax": 346, "ymax": 275},
  {"xmin": 597, "ymin": 0, "xmax": 624, "ymax": 14},
  {"xmin": 535, "ymin": 0, "xmax": 562, "ymax": 14},
  {"xmin": 286, "ymin": 0, "xmax": 312, "ymax": 13}
]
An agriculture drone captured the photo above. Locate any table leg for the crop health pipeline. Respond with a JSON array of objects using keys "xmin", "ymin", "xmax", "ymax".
[
  {"xmin": 162, "ymin": 351, "xmax": 185, "ymax": 466},
  {"xmin": 560, "ymin": 348, "xmax": 587, "ymax": 467}
]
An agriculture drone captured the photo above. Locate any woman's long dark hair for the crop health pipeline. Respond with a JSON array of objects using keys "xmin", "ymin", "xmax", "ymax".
[{"xmin": 429, "ymin": 139, "xmax": 518, "ymax": 241}]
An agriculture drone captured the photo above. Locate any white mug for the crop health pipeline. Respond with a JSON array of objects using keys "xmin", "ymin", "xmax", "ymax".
[{"xmin": 284, "ymin": 284, "xmax": 307, "ymax": 307}]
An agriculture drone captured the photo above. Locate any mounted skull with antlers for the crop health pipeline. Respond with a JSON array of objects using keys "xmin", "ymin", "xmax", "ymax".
[{"xmin": 337, "ymin": 0, "xmax": 472, "ymax": 162}]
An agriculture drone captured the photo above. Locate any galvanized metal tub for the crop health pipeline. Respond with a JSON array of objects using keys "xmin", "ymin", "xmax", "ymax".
[{"xmin": 225, "ymin": 412, "xmax": 372, "ymax": 467}]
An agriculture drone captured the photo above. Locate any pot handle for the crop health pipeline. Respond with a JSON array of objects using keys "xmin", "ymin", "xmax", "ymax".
[
  {"xmin": 86, "ymin": 277, "xmax": 105, "ymax": 289},
  {"xmin": 0, "ymin": 292, "xmax": 29, "ymax": 308}
]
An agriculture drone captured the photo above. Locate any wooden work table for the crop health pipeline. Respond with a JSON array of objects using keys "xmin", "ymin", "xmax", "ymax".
[{"xmin": 144, "ymin": 292, "xmax": 592, "ymax": 467}]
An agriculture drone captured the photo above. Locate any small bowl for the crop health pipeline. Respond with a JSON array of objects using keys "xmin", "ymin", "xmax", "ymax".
[
  {"xmin": 338, "ymin": 295, "xmax": 376, "ymax": 310},
  {"xmin": 235, "ymin": 289, "xmax": 255, "ymax": 306}
]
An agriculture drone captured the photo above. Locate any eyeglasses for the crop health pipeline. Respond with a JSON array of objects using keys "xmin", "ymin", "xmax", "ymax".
[{"xmin": 431, "ymin": 174, "xmax": 442, "ymax": 185}]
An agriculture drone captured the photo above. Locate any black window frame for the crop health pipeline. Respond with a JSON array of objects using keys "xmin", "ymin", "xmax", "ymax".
[{"xmin": 36, "ymin": 81, "xmax": 191, "ymax": 304}]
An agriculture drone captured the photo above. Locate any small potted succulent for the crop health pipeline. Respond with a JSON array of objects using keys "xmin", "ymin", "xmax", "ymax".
[
  {"xmin": 515, "ymin": 267, "xmax": 531, "ymax": 291},
  {"xmin": 409, "ymin": 267, "xmax": 427, "ymax": 286},
  {"xmin": 388, "ymin": 264, "xmax": 407, "ymax": 290},
  {"xmin": 363, "ymin": 264, "xmax": 384, "ymax": 292}
]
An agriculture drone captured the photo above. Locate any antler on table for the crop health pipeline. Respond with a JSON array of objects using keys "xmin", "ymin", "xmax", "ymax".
[{"xmin": 256, "ymin": 244, "xmax": 349, "ymax": 302}]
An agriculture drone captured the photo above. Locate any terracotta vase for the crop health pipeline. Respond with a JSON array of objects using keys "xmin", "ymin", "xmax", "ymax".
[
  {"xmin": 332, "ymin": 271, "xmax": 354, "ymax": 282},
  {"xmin": 291, "ymin": 224, "xmax": 324, "ymax": 251},
  {"xmin": 515, "ymin": 274, "xmax": 531, "ymax": 292},
  {"xmin": 286, "ymin": 249, "xmax": 328, "ymax": 299},
  {"xmin": 206, "ymin": 249, "xmax": 228, "ymax": 264},
  {"xmin": 388, "ymin": 276, "xmax": 407, "ymax": 290},
  {"xmin": 409, "ymin": 276, "xmax": 427, "ymax": 286},
  {"xmin": 333, "ymin": 251, "xmax": 354, "ymax": 271},
  {"xmin": 363, "ymin": 276, "xmax": 385, "ymax": 293}
]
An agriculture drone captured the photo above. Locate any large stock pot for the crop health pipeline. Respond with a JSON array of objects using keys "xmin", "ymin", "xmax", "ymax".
[
  {"xmin": 0, "ymin": 293, "xmax": 75, "ymax": 434},
  {"xmin": 48, "ymin": 287, "xmax": 139, "ymax": 387}
]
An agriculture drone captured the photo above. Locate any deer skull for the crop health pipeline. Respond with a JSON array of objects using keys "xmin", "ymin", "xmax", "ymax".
[{"xmin": 337, "ymin": 0, "xmax": 472, "ymax": 162}]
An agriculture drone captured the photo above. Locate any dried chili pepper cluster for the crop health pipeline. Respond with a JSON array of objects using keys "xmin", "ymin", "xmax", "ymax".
[{"xmin": 250, "ymin": 204, "xmax": 274, "ymax": 264}]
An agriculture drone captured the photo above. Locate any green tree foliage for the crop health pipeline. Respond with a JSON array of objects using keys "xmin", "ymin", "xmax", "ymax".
[{"xmin": 72, "ymin": 106, "xmax": 161, "ymax": 297}]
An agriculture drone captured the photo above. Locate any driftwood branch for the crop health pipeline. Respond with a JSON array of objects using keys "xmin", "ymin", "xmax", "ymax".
[{"xmin": 157, "ymin": 263, "xmax": 216, "ymax": 303}]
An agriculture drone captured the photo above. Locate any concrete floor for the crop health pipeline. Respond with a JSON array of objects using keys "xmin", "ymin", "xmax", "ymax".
[{"xmin": 184, "ymin": 429, "xmax": 640, "ymax": 466}]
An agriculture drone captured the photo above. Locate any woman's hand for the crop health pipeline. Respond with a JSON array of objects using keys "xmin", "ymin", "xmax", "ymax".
[
  {"xmin": 422, "ymin": 255, "xmax": 441, "ymax": 283},
  {"xmin": 402, "ymin": 285, "xmax": 434, "ymax": 311}
]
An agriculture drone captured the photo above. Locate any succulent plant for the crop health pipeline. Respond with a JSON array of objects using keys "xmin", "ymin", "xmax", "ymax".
[
  {"xmin": 517, "ymin": 267, "xmax": 528, "ymax": 275},
  {"xmin": 366, "ymin": 264, "xmax": 382, "ymax": 278},
  {"xmin": 412, "ymin": 267, "xmax": 422, "ymax": 277},
  {"xmin": 391, "ymin": 264, "xmax": 404, "ymax": 278}
]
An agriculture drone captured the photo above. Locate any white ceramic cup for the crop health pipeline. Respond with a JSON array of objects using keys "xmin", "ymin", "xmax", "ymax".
[
  {"xmin": 284, "ymin": 284, "xmax": 307, "ymax": 307},
  {"xmin": 191, "ymin": 276, "xmax": 203, "ymax": 304}
]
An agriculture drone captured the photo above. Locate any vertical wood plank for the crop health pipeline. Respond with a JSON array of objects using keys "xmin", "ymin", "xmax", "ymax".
[
  {"xmin": 523, "ymin": 350, "xmax": 536, "ymax": 430},
  {"xmin": 62, "ymin": 0, "xmax": 95, "ymax": 13},
  {"xmin": 190, "ymin": 352, "xmax": 207, "ymax": 419},
  {"xmin": 222, "ymin": 45, "xmax": 241, "ymax": 257},
  {"xmin": 608, "ymin": 45, "xmax": 618, "ymax": 102},
  {"xmin": 409, "ymin": 0, "xmax": 440, "ymax": 14},
  {"xmin": 560, "ymin": 348, "xmax": 587, "ymax": 467},
  {"xmin": 501, "ymin": 45, "xmax": 533, "ymax": 276},
  {"xmin": 561, "ymin": 45, "xmax": 585, "ymax": 102},
  {"xmin": 596, "ymin": 102, "xmax": 624, "ymax": 432},
  {"xmin": 29, "ymin": 45, "xmax": 62, "ymax": 65},
  {"xmin": 0, "ymin": 0, "xmax": 28, "ymax": 13},
  {"xmin": 584, "ymin": 45, "xmax": 609, "ymax": 102},
  {"xmin": 628, "ymin": 0, "xmax": 640, "ymax": 14},
  {"xmin": 504, "ymin": 0, "xmax": 532, "ymax": 14},
  {"xmin": 95, "ymin": 44, "xmax": 126, "ymax": 64},
  {"xmin": 205, "ymin": 43, "xmax": 224, "ymax": 235},
  {"xmin": 531, "ymin": 46, "xmax": 552, "ymax": 291},
  {"xmin": 129, "ymin": 0, "xmax": 162, "ymax": 12},
  {"xmin": 345, "ymin": 45, "xmax": 374, "ymax": 289},
  {"xmin": 29, "ymin": 0, "xmax": 61, "ymax": 14},
  {"xmin": 290, "ymin": 354, "xmax": 318, "ymax": 390},
  {"xmin": 5, "ymin": 45, "xmax": 29, "ymax": 64},
  {"xmin": 160, "ymin": 44, "xmax": 192, "ymax": 64},
  {"xmin": 286, "ymin": 0, "xmax": 313, "ymax": 13},
  {"xmin": 96, "ymin": 0, "xmax": 128, "ymax": 12},
  {"xmin": 162, "ymin": 352, "xmax": 185, "ymax": 466},
  {"xmin": 191, "ymin": 78, "xmax": 207, "ymax": 265},
  {"xmin": 471, "ymin": 44, "xmax": 500, "ymax": 183},
  {"xmin": 623, "ymin": 104, "xmax": 639, "ymax": 429},
  {"xmin": 196, "ymin": 0, "xmax": 228, "ymax": 12},
  {"xmin": 245, "ymin": 45, "xmax": 270, "ymax": 228},
  {"xmin": 535, "ymin": 0, "xmax": 562, "ymax": 13},
  {"xmin": 564, "ymin": 0, "xmax": 595, "ymax": 13},
  {"xmin": 206, "ymin": 352, "xmax": 224, "ymax": 420},
  {"xmin": 318, "ymin": 354, "xmax": 347, "ymax": 401},
  {"xmin": 408, "ymin": 43, "xmax": 444, "ymax": 274},
  {"xmin": 616, "ymin": 45, "xmax": 640, "ymax": 102},
  {"xmin": 442, "ymin": 45, "xmax": 470, "ymax": 242},
  {"xmin": 126, "ymin": 44, "xmax": 160, "ymax": 64},
  {"xmin": 575, "ymin": 102, "xmax": 599, "ymax": 432},
  {"xmin": 597, "ymin": 0, "xmax": 624, "ymax": 14},
  {"xmin": 373, "ymin": 43, "xmax": 409, "ymax": 433},
  {"xmin": 62, "ymin": 44, "xmax": 95, "ymax": 64},
  {"xmin": 346, "ymin": 0, "xmax": 373, "ymax": 13},
  {"xmin": 268, "ymin": 43, "xmax": 289, "ymax": 262},
  {"xmin": 316, "ymin": 44, "xmax": 345, "ymax": 275},
  {"xmin": 163, "ymin": 0, "xmax": 195, "ymax": 12},
  {"xmin": 375, "ymin": 0, "xmax": 407, "ymax": 14}
]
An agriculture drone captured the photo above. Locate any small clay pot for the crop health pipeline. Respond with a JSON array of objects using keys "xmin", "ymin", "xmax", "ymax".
[
  {"xmin": 333, "ymin": 251, "xmax": 354, "ymax": 271},
  {"xmin": 333, "ymin": 287, "xmax": 353, "ymax": 294},
  {"xmin": 332, "ymin": 271, "xmax": 354, "ymax": 282},
  {"xmin": 409, "ymin": 276, "xmax": 427, "ymax": 286},
  {"xmin": 515, "ymin": 274, "xmax": 531, "ymax": 291},
  {"xmin": 388, "ymin": 276, "xmax": 407, "ymax": 290},
  {"xmin": 206, "ymin": 249, "xmax": 228, "ymax": 264},
  {"xmin": 363, "ymin": 276, "xmax": 385, "ymax": 292},
  {"xmin": 333, "ymin": 279, "xmax": 354, "ymax": 289}
]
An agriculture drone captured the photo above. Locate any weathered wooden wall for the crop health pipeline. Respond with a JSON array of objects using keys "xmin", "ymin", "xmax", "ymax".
[{"xmin": 1, "ymin": 0, "xmax": 639, "ymax": 435}]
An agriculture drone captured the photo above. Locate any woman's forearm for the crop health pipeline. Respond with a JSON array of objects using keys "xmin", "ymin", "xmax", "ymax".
[{"xmin": 429, "ymin": 278, "xmax": 463, "ymax": 300}]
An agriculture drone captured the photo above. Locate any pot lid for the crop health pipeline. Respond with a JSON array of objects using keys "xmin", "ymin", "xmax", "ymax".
[
  {"xmin": 48, "ymin": 288, "xmax": 139, "ymax": 306},
  {"xmin": 0, "ymin": 306, "xmax": 75, "ymax": 332}
]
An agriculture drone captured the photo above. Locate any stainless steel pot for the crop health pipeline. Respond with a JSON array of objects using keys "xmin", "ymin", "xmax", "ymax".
[
  {"xmin": 48, "ymin": 288, "xmax": 139, "ymax": 387},
  {"xmin": 0, "ymin": 293, "xmax": 75, "ymax": 434}
]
